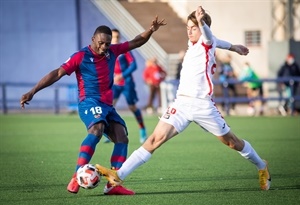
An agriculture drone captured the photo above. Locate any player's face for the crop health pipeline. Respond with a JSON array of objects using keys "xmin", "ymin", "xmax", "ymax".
[
  {"xmin": 91, "ymin": 33, "xmax": 112, "ymax": 55},
  {"xmin": 186, "ymin": 20, "xmax": 201, "ymax": 44},
  {"xmin": 111, "ymin": 31, "xmax": 120, "ymax": 44}
]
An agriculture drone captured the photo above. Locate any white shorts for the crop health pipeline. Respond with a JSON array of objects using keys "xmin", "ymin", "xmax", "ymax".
[{"xmin": 160, "ymin": 95, "xmax": 230, "ymax": 136}]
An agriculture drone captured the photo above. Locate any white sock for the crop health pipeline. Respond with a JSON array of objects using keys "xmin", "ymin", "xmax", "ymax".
[
  {"xmin": 238, "ymin": 140, "xmax": 266, "ymax": 170},
  {"xmin": 117, "ymin": 146, "xmax": 152, "ymax": 180}
]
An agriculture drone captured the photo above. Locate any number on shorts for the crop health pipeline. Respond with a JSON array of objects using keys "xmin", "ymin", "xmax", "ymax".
[{"xmin": 90, "ymin": 106, "xmax": 102, "ymax": 115}]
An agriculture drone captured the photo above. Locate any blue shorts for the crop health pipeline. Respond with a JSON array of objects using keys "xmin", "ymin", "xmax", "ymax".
[
  {"xmin": 78, "ymin": 98, "xmax": 127, "ymax": 135},
  {"xmin": 113, "ymin": 84, "xmax": 138, "ymax": 105}
]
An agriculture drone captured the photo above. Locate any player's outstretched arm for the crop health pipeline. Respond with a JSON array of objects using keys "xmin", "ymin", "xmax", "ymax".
[
  {"xmin": 20, "ymin": 67, "xmax": 67, "ymax": 109},
  {"xmin": 128, "ymin": 15, "xmax": 166, "ymax": 50},
  {"xmin": 216, "ymin": 38, "xmax": 249, "ymax": 56}
]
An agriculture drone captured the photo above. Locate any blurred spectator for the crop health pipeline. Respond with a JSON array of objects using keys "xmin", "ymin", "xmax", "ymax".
[
  {"xmin": 277, "ymin": 53, "xmax": 300, "ymax": 115},
  {"xmin": 143, "ymin": 57, "xmax": 167, "ymax": 114},
  {"xmin": 239, "ymin": 62, "xmax": 265, "ymax": 116},
  {"xmin": 218, "ymin": 54, "xmax": 238, "ymax": 115}
]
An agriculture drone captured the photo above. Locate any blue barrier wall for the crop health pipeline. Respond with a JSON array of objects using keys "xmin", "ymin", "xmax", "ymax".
[
  {"xmin": 0, "ymin": 0, "xmax": 148, "ymax": 110},
  {"xmin": 0, "ymin": 0, "xmax": 78, "ymax": 105},
  {"xmin": 0, "ymin": 0, "xmax": 77, "ymax": 84}
]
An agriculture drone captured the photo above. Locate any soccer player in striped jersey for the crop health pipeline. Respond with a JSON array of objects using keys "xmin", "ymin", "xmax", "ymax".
[
  {"xmin": 96, "ymin": 6, "xmax": 271, "ymax": 192},
  {"xmin": 20, "ymin": 16, "xmax": 166, "ymax": 195}
]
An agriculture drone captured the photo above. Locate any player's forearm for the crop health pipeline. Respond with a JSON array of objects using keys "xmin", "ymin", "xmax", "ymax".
[
  {"xmin": 215, "ymin": 38, "xmax": 249, "ymax": 55},
  {"xmin": 216, "ymin": 39, "xmax": 232, "ymax": 50},
  {"xmin": 129, "ymin": 15, "xmax": 165, "ymax": 50},
  {"xmin": 122, "ymin": 62, "xmax": 137, "ymax": 78},
  {"xmin": 130, "ymin": 28, "xmax": 155, "ymax": 49},
  {"xmin": 30, "ymin": 68, "xmax": 63, "ymax": 95},
  {"xmin": 229, "ymin": 45, "xmax": 237, "ymax": 52},
  {"xmin": 199, "ymin": 24, "xmax": 213, "ymax": 45}
]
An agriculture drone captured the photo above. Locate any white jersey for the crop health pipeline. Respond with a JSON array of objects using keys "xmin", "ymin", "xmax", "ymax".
[
  {"xmin": 159, "ymin": 26, "xmax": 232, "ymax": 136},
  {"xmin": 176, "ymin": 36, "xmax": 217, "ymax": 99}
]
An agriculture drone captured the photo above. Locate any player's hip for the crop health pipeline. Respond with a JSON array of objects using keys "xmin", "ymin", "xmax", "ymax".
[
  {"xmin": 77, "ymin": 98, "xmax": 125, "ymax": 129},
  {"xmin": 160, "ymin": 95, "xmax": 228, "ymax": 135}
]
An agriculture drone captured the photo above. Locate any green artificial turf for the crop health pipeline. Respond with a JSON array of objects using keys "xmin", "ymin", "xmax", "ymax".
[{"xmin": 0, "ymin": 114, "xmax": 299, "ymax": 205}]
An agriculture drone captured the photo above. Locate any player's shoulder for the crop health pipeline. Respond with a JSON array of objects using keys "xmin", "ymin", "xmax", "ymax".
[
  {"xmin": 78, "ymin": 46, "xmax": 92, "ymax": 54},
  {"xmin": 110, "ymin": 42, "xmax": 128, "ymax": 49},
  {"xmin": 71, "ymin": 46, "xmax": 89, "ymax": 56},
  {"xmin": 67, "ymin": 47, "xmax": 90, "ymax": 63}
]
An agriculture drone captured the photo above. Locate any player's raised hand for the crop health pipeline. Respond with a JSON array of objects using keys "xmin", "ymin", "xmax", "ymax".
[
  {"xmin": 128, "ymin": 16, "xmax": 166, "ymax": 50},
  {"xmin": 150, "ymin": 15, "xmax": 167, "ymax": 32},
  {"xmin": 20, "ymin": 92, "xmax": 34, "ymax": 109},
  {"xmin": 195, "ymin": 6, "xmax": 206, "ymax": 23}
]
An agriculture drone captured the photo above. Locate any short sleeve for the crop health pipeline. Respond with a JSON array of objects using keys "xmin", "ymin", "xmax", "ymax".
[{"xmin": 61, "ymin": 51, "xmax": 84, "ymax": 75}]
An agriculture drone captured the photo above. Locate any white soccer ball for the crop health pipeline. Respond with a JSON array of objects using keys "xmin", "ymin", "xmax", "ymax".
[{"xmin": 76, "ymin": 164, "xmax": 101, "ymax": 189}]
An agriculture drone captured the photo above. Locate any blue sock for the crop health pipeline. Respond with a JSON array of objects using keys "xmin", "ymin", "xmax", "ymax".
[
  {"xmin": 134, "ymin": 109, "xmax": 145, "ymax": 129},
  {"xmin": 110, "ymin": 143, "xmax": 128, "ymax": 169},
  {"xmin": 74, "ymin": 134, "xmax": 100, "ymax": 175}
]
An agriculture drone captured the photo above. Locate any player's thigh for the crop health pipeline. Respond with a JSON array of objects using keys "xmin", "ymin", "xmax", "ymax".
[
  {"xmin": 107, "ymin": 121, "xmax": 128, "ymax": 143},
  {"xmin": 153, "ymin": 120, "xmax": 178, "ymax": 141},
  {"xmin": 159, "ymin": 101, "xmax": 191, "ymax": 133},
  {"xmin": 144, "ymin": 120, "xmax": 178, "ymax": 153},
  {"xmin": 106, "ymin": 108, "xmax": 128, "ymax": 143},
  {"xmin": 194, "ymin": 100, "xmax": 230, "ymax": 136}
]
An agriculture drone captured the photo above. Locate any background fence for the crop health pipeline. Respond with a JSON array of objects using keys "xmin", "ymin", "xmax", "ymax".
[{"xmin": 1, "ymin": 77, "xmax": 300, "ymax": 116}]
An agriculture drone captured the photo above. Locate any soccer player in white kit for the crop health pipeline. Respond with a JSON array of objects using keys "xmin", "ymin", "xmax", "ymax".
[{"xmin": 97, "ymin": 6, "xmax": 271, "ymax": 191}]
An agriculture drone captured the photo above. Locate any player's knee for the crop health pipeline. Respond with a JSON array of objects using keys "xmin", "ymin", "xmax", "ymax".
[
  {"xmin": 115, "ymin": 135, "xmax": 129, "ymax": 144},
  {"xmin": 219, "ymin": 132, "xmax": 243, "ymax": 151}
]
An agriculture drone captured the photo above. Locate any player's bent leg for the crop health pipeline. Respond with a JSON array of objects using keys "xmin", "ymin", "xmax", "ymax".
[
  {"xmin": 95, "ymin": 164, "xmax": 123, "ymax": 186},
  {"xmin": 217, "ymin": 131, "xmax": 244, "ymax": 151},
  {"xmin": 67, "ymin": 177, "xmax": 80, "ymax": 194},
  {"xmin": 143, "ymin": 121, "xmax": 178, "ymax": 153}
]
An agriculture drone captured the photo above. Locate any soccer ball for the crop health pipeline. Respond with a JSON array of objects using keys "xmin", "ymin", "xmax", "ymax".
[{"xmin": 76, "ymin": 164, "xmax": 101, "ymax": 189}]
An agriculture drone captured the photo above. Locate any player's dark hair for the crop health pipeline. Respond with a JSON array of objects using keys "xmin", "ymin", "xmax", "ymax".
[
  {"xmin": 94, "ymin": 25, "xmax": 112, "ymax": 36},
  {"xmin": 188, "ymin": 11, "xmax": 212, "ymax": 27}
]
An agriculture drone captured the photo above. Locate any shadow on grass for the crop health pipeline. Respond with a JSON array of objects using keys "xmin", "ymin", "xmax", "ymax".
[
  {"xmin": 1, "ymin": 184, "xmax": 299, "ymax": 204},
  {"xmin": 134, "ymin": 185, "xmax": 300, "ymax": 195},
  {"xmin": 1, "ymin": 173, "xmax": 300, "ymax": 203}
]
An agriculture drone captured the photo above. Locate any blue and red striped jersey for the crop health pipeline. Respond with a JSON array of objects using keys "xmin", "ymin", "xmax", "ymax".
[{"xmin": 61, "ymin": 42, "xmax": 129, "ymax": 105}]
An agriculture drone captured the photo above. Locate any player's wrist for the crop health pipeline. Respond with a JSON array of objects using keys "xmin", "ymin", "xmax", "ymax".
[
  {"xmin": 229, "ymin": 44, "xmax": 234, "ymax": 51},
  {"xmin": 149, "ymin": 26, "xmax": 155, "ymax": 32}
]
